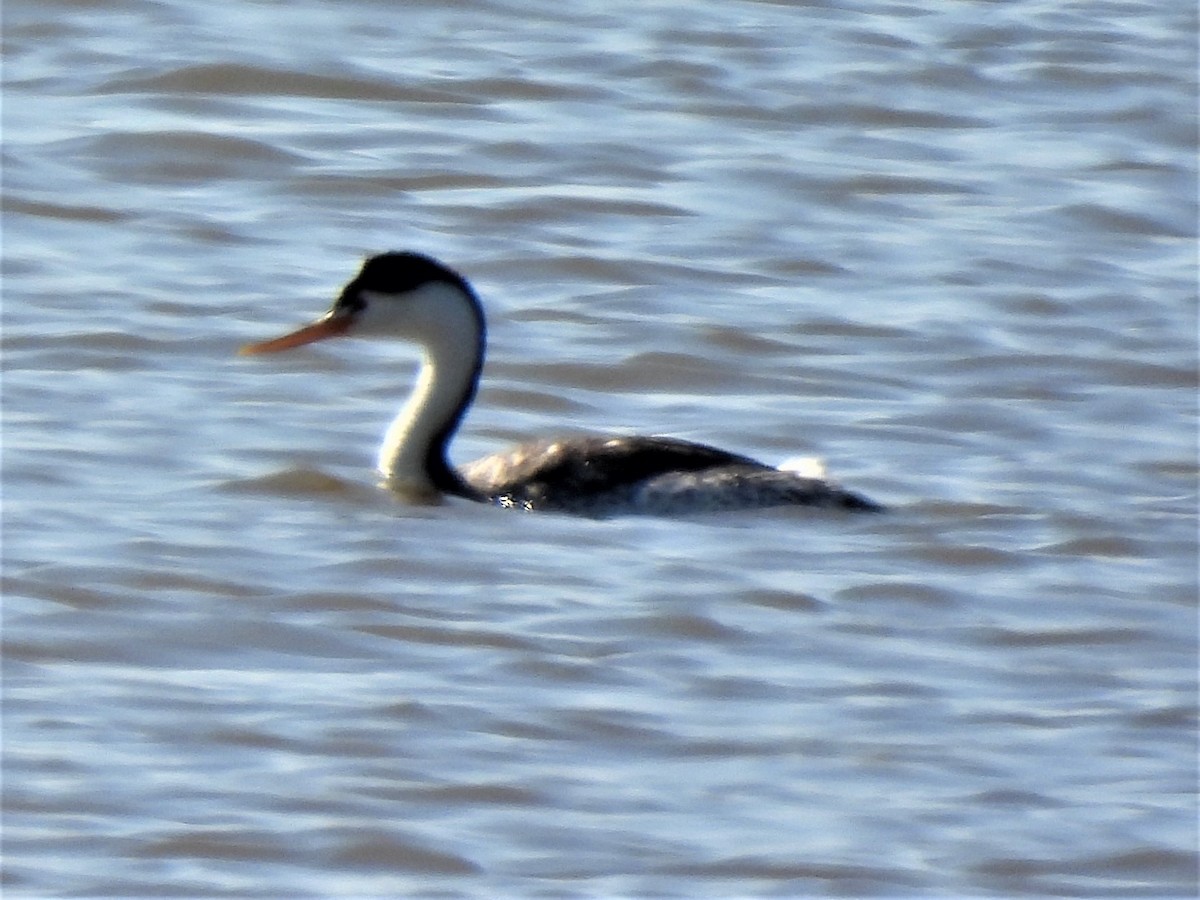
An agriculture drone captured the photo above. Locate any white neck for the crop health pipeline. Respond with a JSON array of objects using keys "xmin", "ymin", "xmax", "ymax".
[
  {"xmin": 376, "ymin": 346, "xmax": 475, "ymax": 486},
  {"xmin": 371, "ymin": 283, "xmax": 484, "ymax": 495}
]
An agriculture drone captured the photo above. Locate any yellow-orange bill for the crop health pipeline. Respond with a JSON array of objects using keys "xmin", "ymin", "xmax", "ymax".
[{"xmin": 239, "ymin": 313, "xmax": 351, "ymax": 355}]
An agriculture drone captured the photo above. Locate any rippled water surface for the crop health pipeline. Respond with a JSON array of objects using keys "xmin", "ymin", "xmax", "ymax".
[{"xmin": 3, "ymin": 0, "xmax": 1197, "ymax": 896}]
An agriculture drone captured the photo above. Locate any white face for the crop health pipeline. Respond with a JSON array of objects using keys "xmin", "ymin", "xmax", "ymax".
[{"xmin": 353, "ymin": 281, "xmax": 482, "ymax": 349}]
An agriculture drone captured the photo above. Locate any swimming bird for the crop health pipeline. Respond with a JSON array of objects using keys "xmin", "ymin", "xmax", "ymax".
[{"xmin": 241, "ymin": 252, "xmax": 882, "ymax": 516}]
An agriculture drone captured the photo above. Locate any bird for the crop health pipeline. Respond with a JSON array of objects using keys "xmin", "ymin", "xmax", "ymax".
[{"xmin": 240, "ymin": 252, "xmax": 883, "ymax": 516}]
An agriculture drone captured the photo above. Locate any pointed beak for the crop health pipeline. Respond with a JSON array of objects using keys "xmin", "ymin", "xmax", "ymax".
[{"xmin": 239, "ymin": 310, "xmax": 354, "ymax": 355}]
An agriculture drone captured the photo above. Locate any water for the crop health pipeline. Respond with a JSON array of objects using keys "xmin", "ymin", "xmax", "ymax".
[{"xmin": 3, "ymin": 0, "xmax": 1197, "ymax": 896}]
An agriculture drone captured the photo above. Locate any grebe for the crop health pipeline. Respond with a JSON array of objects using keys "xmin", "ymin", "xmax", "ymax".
[{"xmin": 241, "ymin": 252, "xmax": 882, "ymax": 516}]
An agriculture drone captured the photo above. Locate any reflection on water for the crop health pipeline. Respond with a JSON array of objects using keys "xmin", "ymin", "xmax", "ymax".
[{"xmin": 3, "ymin": 0, "xmax": 1196, "ymax": 896}]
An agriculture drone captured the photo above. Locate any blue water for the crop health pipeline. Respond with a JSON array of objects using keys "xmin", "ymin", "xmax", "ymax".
[{"xmin": 3, "ymin": 0, "xmax": 1196, "ymax": 896}]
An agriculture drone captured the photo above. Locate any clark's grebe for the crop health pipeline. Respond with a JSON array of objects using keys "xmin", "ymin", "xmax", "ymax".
[{"xmin": 241, "ymin": 252, "xmax": 882, "ymax": 516}]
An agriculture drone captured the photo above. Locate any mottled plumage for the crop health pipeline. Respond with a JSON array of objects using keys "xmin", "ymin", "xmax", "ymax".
[{"xmin": 460, "ymin": 435, "xmax": 881, "ymax": 515}]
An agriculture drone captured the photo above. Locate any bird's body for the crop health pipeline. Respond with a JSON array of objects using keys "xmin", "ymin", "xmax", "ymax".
[
  {"xmin": 460, "ymin": 436, "xmax": 879, "ymax": 514},
  {"xmin": 241, "ymin": 252, "xmax": 882, "ymax": 517}
]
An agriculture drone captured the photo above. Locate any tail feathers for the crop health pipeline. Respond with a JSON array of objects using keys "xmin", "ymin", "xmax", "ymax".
[{"xmin": 779, "ymin": 456, "xmax": 883, "ymax": 512}]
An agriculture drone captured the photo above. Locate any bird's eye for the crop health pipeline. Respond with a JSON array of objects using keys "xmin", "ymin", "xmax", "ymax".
[{"xmin": 335, "ymin": 289, "xmax": 367, "ymax": 314}]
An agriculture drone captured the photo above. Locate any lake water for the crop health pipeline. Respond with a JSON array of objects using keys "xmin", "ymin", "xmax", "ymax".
[{"xmin": 3, "ymin": 0, "xmax": 1197, "ymax": 896}]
